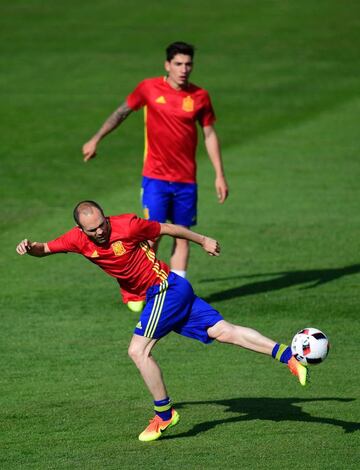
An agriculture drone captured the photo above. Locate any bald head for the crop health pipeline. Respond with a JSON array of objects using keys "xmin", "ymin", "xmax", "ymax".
[
  {"xmin": 73, "ymin": 201, "xmax": 110, "ymax": 245},
  {"xmin": 73, "ymin": 200, "xmax": 104, "ymax": 227}
]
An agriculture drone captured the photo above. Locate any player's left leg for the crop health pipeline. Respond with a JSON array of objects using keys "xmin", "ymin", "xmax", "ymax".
[
  {"xmin": 207, "ymin": 320, "xmax": 276, "ymax": 354},
  {"xmin": 175, "ymin": 295, "xmax": 307, "ymax": 386},
  {"xmin": 170, "ymin": 181, "xmax": 197, "ymax": 278},
  {"xmin": 170, "ymin": 234, "xmax": 190, "ymax": 276},
  {"xmin": 208, "ymin": 320, "xmax": 308, "ymax": 386}
]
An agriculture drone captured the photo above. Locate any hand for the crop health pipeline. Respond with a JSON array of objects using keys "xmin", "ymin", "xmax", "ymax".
[
  {"xmin": 202, "ymin": 237, "xmax": 221, "ymax": 256},
  {"xmin": 16, "ymin": 239, "xmax": 32, "ymax": 255},
  {"xmin": 82, "ymin": 139, "xmax": 98, "ymax": 162},
  {"xmin": 215, "ymin": 175, "xmax": 229, "ymax": 203}
]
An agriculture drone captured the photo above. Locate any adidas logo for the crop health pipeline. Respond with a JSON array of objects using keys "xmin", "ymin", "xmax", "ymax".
[
  {"xmin": 136, "ymin": 321, "xmax": 142, "ymax": 330},
  {"xmin": 91, "ymin": 250, "xmax": 99, "ymax": 258},
  {"xmin": 155, "ymin": 96, "xmax": 166, "ymax": 104}
]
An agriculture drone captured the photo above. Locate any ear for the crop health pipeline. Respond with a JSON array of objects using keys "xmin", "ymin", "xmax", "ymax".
[{"xmin": 164, "ymin": 60, "xmax": 170, "ymax": 73}]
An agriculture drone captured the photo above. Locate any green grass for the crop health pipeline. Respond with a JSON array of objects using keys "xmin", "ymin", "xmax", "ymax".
[{"xmin": 1, "ymin": 0, "xmax": 360, "ymax": 468}]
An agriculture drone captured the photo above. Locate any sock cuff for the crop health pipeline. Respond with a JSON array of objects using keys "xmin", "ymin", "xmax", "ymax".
[
  {"xmin": 272, "ymin": 343, "xmax": 291, "ymax": 363},
  {"xmin": 275, "ymin": 344, "xmax": 288, "ymax": 361},
  {"xmin": 272, "ymin": 343, "xmax": 280, "ymax": 358},
  {"xmin": 171, "ymin": 269, "xmax": 187, "ymax": 278},
  {"xmin": 154, "ymin": 397, "xmax": 172, "ymax": 412}
]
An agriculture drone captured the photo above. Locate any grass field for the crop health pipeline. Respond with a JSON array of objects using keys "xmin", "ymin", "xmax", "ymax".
[{"xmin": 1, "ymin": 0, "xmax": 360, "ymax": 468}]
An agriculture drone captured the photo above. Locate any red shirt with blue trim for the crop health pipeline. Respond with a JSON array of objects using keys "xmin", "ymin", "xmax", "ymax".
[
  {"xmin": 47, "ymin": 214, "xmax": 169, "ymax": 303},
  {"xmin": 126, "ymin": 77, "xmax": 216, "ymax": 184}
]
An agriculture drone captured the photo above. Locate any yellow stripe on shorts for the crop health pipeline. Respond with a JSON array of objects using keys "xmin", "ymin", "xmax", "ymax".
[{"xmin": 144, "ymin": 280, "xmax": 168, "ymax": 338}]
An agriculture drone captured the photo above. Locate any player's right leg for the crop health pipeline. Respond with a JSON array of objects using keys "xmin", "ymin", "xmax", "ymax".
[
  {"xmin": 207, "ymin": 320, "xmax": 308, "ymax": 386},
  {"xmin": 128, "ymin": 335, "xmax": 180, "ymax": 442},
  {"xmin": 129, "ymin": 275, "xmax": 190, "ymax": 441},
  {"xmin": 141, "ymin": 176, "xmax": 170, "ymax": 226},
  {"xmin": 128, "ymin": 335, "xmax": 167, "ymax": 399}
]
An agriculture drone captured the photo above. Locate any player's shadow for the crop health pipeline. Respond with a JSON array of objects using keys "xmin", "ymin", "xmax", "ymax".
[
  {"xmin": 162, "ymin": 397, "xmax": 359, "ymax": 440},
  {"xmin": 201, "ymin": 264, "xmax": 360, "ymax": 303}
]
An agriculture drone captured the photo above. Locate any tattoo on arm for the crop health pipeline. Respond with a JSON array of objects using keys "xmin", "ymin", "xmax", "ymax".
[{"xmin": 97, "ymin": 102, "xmax": 133, "ymax": 137}]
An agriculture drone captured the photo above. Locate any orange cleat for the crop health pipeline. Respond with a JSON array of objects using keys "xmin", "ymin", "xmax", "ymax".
[
  {"xmin": 288, "ymin": 356, "xmax": 308, "ymax": 386},
  {"xmin": 138, "ymin": 409, "xmax": 180, "ymax": 442}
]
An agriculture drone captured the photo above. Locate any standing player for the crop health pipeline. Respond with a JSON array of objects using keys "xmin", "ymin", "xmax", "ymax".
[
  {"xmin": 16, "ymin": 201, "xmax": 308, "ymax": 442},
  {"xmin": 82, "ymin": 41, "xmax": 229, "ymax": 310}
]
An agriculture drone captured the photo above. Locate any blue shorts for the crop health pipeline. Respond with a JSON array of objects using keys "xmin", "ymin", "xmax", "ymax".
[
  {"xmin": 134, "ymin": 272, "xmax": 223, "ymax": 344},
  {"xmin": 141, "ymin": 176, "xmax": 197, "ymax": 227}
]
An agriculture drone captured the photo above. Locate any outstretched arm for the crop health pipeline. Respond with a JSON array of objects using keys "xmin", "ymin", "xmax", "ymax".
[
  {"xmin": 16, "ymin": 239, "xmax": 51, "ymax": 257},
  {"xmin": 203, "ymin": 125, "xmax": 229, "ymax": 203},
  {"xmin": 159, "ymin": 223, "xmax": 220, "ymax": 256},
  {"xmin": 82, "ymin": 101, "xmax": 133, "ymax": 162}
]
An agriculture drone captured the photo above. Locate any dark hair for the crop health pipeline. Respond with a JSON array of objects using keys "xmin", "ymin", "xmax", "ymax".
[
  {"xmin": 166, "ymin": 41, "xmax": 195, "ymax": 61},
  {"xmin": 73, "ymin": 200, "xmax": 105, "ymax": 226}
]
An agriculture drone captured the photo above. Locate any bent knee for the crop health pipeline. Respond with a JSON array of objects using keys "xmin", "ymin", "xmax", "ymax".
[
  {"xmin": 128, "ymin": 336, "xmax": 157, "ymax": 366},
  {"xmin": 128, "ymin": 344, "xmax": 143, "ymax": 364}
]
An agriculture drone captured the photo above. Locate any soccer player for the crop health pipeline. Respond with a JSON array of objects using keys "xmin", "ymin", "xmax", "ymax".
[
  {"xmin": 16, "ymin": 201, "xmax": 308, "ymax": 442},
  {"xmin": 82, "ymin": 41, "xmax": 229, "ymax": 311}
]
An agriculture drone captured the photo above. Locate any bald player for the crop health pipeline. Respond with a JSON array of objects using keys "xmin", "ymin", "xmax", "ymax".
[{"xmin": 16, "ymin": 201, "xmax": 308, "ymax": 442}]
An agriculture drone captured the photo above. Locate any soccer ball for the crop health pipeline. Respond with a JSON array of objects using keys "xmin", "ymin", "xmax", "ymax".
[{"xmin": 291, "ymin": 328, "xmax": 329, "ymax": 365}]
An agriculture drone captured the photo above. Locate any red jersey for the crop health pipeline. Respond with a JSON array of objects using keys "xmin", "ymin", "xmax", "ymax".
[
  {"xmin": 47, "ymin": 214, "xmax": 170, "ymax": 303},
  {"xmin": 126, "ymin": 77, "xmax": 216, "ymax": 183}
]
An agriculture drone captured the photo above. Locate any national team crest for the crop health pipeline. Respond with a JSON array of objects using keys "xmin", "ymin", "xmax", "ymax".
[
  {"xmin": 111, "ymin": 241, "xmax": 126, "ymax": 256},
  {"xmin": 182, "ymin": 95, "xmax": 194, "ymax": 112}
]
